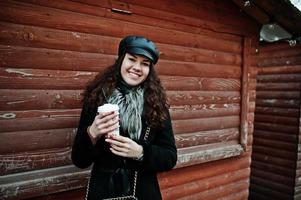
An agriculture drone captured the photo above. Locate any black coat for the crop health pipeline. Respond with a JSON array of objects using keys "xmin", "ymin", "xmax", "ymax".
[{"xmin": 72, "ymin": 103, "xmax": 177, "ymax": 200}]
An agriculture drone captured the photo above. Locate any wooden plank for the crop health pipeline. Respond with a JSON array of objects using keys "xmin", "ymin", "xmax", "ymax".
[
  {"xmin": 0, "ymin": 68, "xmax": 93, "ymax": 90},
  {"xmin": 161, "ymin": 76, "xmax": 240, "ymax": 91},
  {"xmin": 251, "ymin": 160, "xmax": 295, "ymax": 177},
  {"xmin": 259, "ymin": 42, "xmax": 301, "ymax": 53},
  {"xmin": 297, "ymin": 160, "xmax": 301, "ymax": 168},
  {"xmin": 251, "ymin": 176, "xmax": 293, "ymax": 194},
  {"xmin": 118, "ymin": 0, "xmax": 259, "ymax": 34},
  {"xmin": 257, "ymin": 74, "xmax": 301, "ymax": 83},
  {"xmin": 17, "ymin": 0, "xmax": 245, "ymax": 41},
  {"xmin": 29, "ymin": 189, "xmax": 85, "ymax": 200},
  {"xmin": 175, "ymin": 128, "xmax": 239, "ymax": 148},
  {"xmin": 0, "ymin": 109, "xmax": 80, "ymax": 132},
  {"xmin": 0, "ymin": 153, "xmax": 249, "ymax": 199},
  {"xmin": 249, "ymin": 101, "xmax": 256, "ymax": 113},
  {"xmin": 0, "ymin": 45, "xmax": 242, "ymax": 78},
  {"xmin": 0, "ymin": 45, "xmax": 114, "ymax": 71},
  {"xmin": 255, "ymin": 114, "xmax": 299, "ymax": 126},
  {"xmin": 0, "ymin": 89, "xmax": 82, "ymax": 111},
  {"xmin": 252, "ymin": 145, "xmax": 296, "ymax": 159},
  {"xmin": 167, "ymin": 91, "xmax": 240, "ymax": 106},
  {"xmin": 257, "ymin": 56, "xmax": 301, "ymax": 67},
  {"xmin": 258, "ymin": 66, "xmax": 301, "ymax": 75},
  {"xmin": 159, "ymin": 152, "xmax": 251, "ymax": 188},
  {"xmin": 157, "ymin": 60, "xmax": 241, "ymax": 78},
  {"xmin": 256, "ymin": 82, "xmax": 301, "ymax": 91},
  {"xmin": 157, "ymin": 44, "xmax": 242, "ymax": 66},
  {"xmin": 217, "ymin": 190, "xmax": 248, "ymax": 200},
  {"xmin": 0, "ymin": 128, "xmax": 76, "ymax": 154},
  {"xmin": 176, "ymin": 179, "xmax": 248, "ymax": 200},
  {"xmin": 253, "ymin": 130, "xmax": 298, "ymax": 143},
  {"xmin": 256, "ymin": 99, "xmax": 300, "ymax": 108},
  {"xmin": 0, "ymin": 147, "xmax": 72, "ymax": 175},
  {"xmin": 255, "ymin": 106, "xmax": 300, "ymax": 117},
  {"xmin": 0, "ymin": 68, "xmax": 241, "ymax": 91},
  {"xmin": 232, "ymin": 0, "xmax": 269, "ymax": 24},
  {"xmin": 170, "ymin": 105, "xmax": 240, "ymax": 120},
  {"xmin": 0, "ymin": 22, "xmax": 242, "ymax": 65},
  {"xmin": 254, "ymin": 122, "xmax": 299, "ymax": 135},
  {"xmin": 252, "ymin": 152, "xmax": 295, "ymax": 168},
  {"xmin": 0, "ymin": 1, "xmax": 242, "ymax": 53},
  {"xmin": 256, "ymin": 91, "xmax": 300, "ymax": 99},
  {"xmin": 172, "ymin": 116, "xmax": 240, "ymax": 134},
  {"xmin": 163, "ymin": 168, "xmax": 249, "ymax": 199},
  {"xmin": 0, "ymin": 165, "xmax": 89, "ymax": 199},
  {"xmin": 240, "ymin": 37, "xmax": 251, "ymax": 151},
  {"xmin": 0, "ymin": 89, "xmax": 241, "ymax": 111},
  {"xmin": 177, "ymin": 143, "xmax": 244, "ymax": 168},
  {"xmin": 0, "ymin": 21, "xmax": 119, "ymax": 55},
  {"xmin": 0, "ymin": 107, "xmax": 238, "ymax": 133},
  {"xmin": 296, "ymin": 89, "xmax": 301, "ymax": 199},
  {"xmin": 249, "ymin": 184, "xmax": 291, "ymax": 200},
  {"xmin": 249, "ymin": 79, "xmax": 257, "ymax": 90}
]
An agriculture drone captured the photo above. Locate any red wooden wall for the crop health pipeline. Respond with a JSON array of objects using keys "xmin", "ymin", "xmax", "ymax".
[
  {"xmin": 0, "ymin": 0, "xmax": 259, "ymax": 199},
  {"xmin": 250, "ymin": 42, "xmax": 301, "ymax": 200}
]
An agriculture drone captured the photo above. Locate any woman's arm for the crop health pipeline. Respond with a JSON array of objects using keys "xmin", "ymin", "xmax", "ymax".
[
  {"xmin": 126, "ymin": 112, "xmax": 178, "ymax": 172},
  {"xmin": 71, "ymin": 104, "xmax": 97, "ymax": 169}
]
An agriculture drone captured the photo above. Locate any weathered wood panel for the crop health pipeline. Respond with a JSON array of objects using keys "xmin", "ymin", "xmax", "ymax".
[
  {"xmin": 0, "ymin": 22, "xmax": 242, "ymax": 65},
  {"xmin": 0, "ymin": 0, "xmax": 242, "ymax": 53},
  {"xmin": 250, "ymin": 42, "xmax": 301, "ymax": 199},
  {"xmin": 0, "ymin": 148, "xmax": 72, "ymax": 175},
  {"xmin": 0, "ymin": 0, "xmax": 258, "ymax": 199}
]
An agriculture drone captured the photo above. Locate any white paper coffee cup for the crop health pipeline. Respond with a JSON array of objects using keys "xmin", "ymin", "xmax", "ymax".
[{"xmin": 97, "ymin": 104, "xmax": 119, "ymax": 135}]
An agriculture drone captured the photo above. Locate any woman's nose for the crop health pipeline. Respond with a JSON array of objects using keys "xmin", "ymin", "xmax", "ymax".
[{"xmin": 132, "ymin": 62, "xmax": 142, "ymax": 71}]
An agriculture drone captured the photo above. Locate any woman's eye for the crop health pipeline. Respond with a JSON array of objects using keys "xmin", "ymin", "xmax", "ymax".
[
  {"xmin": 142, "ymin": 62, "xmax": 150, "ymax": 67},
  {"xmin": 129, "ymin": 58, "xmax": 136, "ymax": 62}
]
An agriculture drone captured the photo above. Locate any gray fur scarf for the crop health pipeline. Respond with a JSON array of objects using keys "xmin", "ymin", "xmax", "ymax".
[{"xmin": 107, "ymin": 87, "xmax": 144, "ymax": 141}]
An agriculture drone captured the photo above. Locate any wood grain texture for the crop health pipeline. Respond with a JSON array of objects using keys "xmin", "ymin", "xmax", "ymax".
[
  {"xmin": 0, "ymin": 0, "xmax": 259, "ymax": 199},
  {"xmin": 0, "ymin": 109, "xmax": 80, "ymax": 132},
  {"xmin": 0, "ymin": 22, "xmax": 242, "ymax": 65},
  {"xmin": 1, "ymin": 89, "xmax": 82, "ymax": 111},
  {"xmin": 0, "ymin": 148, "xmax": 72, "ymax": 175},
  {"xmin": 251, "ymin": 42, "xmax": 301, "ymax": 199},
  {"xmin": 0, "ymin": 0, "xmax": 242, "ymax": 53}
]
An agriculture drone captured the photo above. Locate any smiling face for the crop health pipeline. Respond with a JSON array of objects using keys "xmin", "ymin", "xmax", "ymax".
[{"xmin": 120, "ymin": 53, "xmax": 151, "ymax": 86}]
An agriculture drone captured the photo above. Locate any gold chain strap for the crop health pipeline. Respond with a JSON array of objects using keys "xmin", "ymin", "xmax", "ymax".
[{"xmin": 85, "ymin": 127, "xmax": 150, "ymax": 200}]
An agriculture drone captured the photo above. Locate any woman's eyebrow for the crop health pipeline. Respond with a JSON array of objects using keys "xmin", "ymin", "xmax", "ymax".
[{"xmin": 129, "ymin": 53, "xmax": 150, "ymax": 62}]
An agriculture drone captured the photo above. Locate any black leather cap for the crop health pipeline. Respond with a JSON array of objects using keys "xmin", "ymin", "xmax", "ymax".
[{"xmin": 118, "ymin": 35, "xmax": 159, "ymax": 64}]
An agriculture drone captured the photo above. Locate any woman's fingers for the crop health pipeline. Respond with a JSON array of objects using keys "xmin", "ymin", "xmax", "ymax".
[
  {"xmin": 99, "ymin": 123, "xmax": 119, "ymax": 135},
  {"xmin": 98, "ymin": 111, "xmax": 118, "ymax": 123},
  {"xmin": 105, "ymin": 136, "xmax": 142, "ymax": 158},
  {"xmin": 110, "ymin": 144, "xmax": 129, "ymax": 153},
  {"xmin": 109, "ymin": 148, "xmax": 127, "ymax": 157},
  {"xmin": 97, "ymin": 117, "xmax": 119, "ymax": 130},
  {"xmin": 95, "ymin": 111, "xmax": 119, "ymax": 130},
  {"xmin": 105, "ymin": 136, "xmax": 131, "ymax": 148}
]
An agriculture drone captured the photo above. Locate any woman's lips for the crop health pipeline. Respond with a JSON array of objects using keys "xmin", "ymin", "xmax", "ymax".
[{"xmin": 128, "ymin": 71, "xmax": 141, "ymax": 78}]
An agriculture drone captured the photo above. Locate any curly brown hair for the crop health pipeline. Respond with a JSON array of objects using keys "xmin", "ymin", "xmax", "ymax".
[{"xmin": 83, "ymin": 55, "xmax": 169, "ymax": 129}]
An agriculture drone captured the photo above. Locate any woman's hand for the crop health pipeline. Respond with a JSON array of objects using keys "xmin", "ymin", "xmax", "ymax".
[
  {"xmin": 88, "ymin": 111, "xmax": 119, "ymax": 144},
  {"xmin": 105, "ymin": 135, "xmax": 143, "ymax": 159}
]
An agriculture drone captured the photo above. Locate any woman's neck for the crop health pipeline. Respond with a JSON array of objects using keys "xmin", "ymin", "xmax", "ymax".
[{"xmin": 117, "ymin": 78, "xmax": 140, "ymax": 94}]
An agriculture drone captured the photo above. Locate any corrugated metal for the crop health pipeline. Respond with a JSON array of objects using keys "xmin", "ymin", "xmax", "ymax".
[
  {"xmin": 250, "ymin": 43, "xmax": 301, "ymax": 200},
  {"xmin": 0, "ymin": 0, "xmax": 258, "ymax": 199}
]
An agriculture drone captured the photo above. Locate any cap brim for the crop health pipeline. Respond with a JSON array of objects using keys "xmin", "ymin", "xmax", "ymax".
[{"xmin": 126, "ymin": 47, "xmax": 155, "ymax": 63}]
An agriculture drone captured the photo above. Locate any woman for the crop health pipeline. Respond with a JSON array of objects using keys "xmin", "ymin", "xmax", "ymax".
[{"xmin": 72, "ymin": 35, "xmax": 177, "ymax": 200}]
